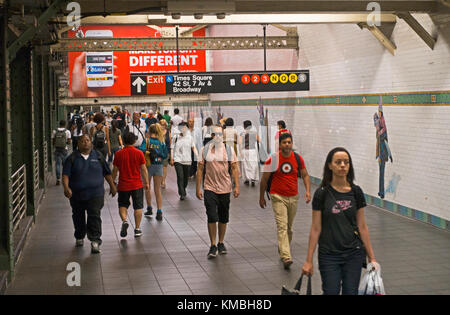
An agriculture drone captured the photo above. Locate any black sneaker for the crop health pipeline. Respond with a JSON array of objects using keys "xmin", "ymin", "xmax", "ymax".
[
  {"xmin": 156, "ymin": 211, "xmax": 163, "ymax": 221},
  {"xmin": 75, "ymin": 239, "xmax": 84, "ymax": 247},
  {"xmin": 217, "ymin": 243, "xmax": 227, "ymax": 255},
  {"xmin": 207, "ymin": 245, "xmax": 218, "ymax": 259},
  {"xmin": 144, "ymin": 206, "xmax": 153, "ymax": 216},
  {"xmin": 180, "ymin": 195, "xmax": 185, "ymax": 200},
  {"xmin": 120, "ymin": 221, "xmax": 129, "ymax": 237},
  {"xmin": 244, "ymin": 181, "xmax": 249, "ymax": 186},
  {"xmin": 134, "ymin": 229, "xmax": 142, "ymax": 237},
  {"xmin": 251, "ymin": 181, "xmax": 255, "ymax": 187}
]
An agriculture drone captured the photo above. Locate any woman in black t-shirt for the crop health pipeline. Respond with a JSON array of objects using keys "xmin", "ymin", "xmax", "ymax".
[{"xmin": 301, "ymin": 147, "xmax": 378, "ymax": 295}]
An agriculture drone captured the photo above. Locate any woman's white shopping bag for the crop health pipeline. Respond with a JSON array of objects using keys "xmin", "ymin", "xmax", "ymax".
[{"xmin": 358, "ymin": 263, "xmax": 386, "ymax": 295}]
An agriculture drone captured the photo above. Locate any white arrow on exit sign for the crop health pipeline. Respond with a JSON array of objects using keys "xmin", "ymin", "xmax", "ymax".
[{"xmin": 132, "ymin": 77, "xmax": 146, "ymax": 93}]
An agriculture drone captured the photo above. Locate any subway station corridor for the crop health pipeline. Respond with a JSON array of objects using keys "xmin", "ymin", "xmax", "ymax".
[{"xmin": 5, "ymin": 169, "xmax": 450, "ymax": 295}]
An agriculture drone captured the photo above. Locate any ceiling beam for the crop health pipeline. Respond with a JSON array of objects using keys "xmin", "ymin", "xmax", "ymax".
[
  {"xmin": 358, "ymin": 22, "xmax": 397, "ymax": 55},
  {"xmin": 397, "ymin": 12, "xmax": 436, "ymax": 49},
  {"xmin": 7, "ymin": 0, "xmax": 70, "ymax": 62},
  {"xmin": 51, "ymin": 35, "xmax": 299, "ymax": 51}
]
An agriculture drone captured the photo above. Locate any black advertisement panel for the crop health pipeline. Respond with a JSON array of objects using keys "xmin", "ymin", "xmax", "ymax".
[{"xmin": 130, "ymin": 70, "xmax": 309, "ymax": 95}]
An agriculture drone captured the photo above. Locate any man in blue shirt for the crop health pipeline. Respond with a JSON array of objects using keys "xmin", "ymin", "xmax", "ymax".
[{"xmin": 63, "ymin": 134, "xmax": 117, "ymax": 253}]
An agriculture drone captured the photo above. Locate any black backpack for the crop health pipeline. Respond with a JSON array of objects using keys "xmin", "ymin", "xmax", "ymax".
[
  {"xmin": 54, "ymin": 129, "xmax": 67, "ymax": 150},
  {"xmin": 266, "ymin": 152, "xmax": 303, "ymax": 200},
  {"xmin": 93, "ymin": 126, "xmax": 106, "ymax": 149}
]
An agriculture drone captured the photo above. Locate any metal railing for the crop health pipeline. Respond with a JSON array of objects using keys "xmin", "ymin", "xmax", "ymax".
[
  {"xmin": 33, "ymin": 150, "xmax": 39, "ymax": 192},
  {"xmin": 43, "ymin": 141, "xmax": 48, "ymax": 175},
  {"xmin": 11, "ymin": 165, "xmax": 27, "ymax": 232}
]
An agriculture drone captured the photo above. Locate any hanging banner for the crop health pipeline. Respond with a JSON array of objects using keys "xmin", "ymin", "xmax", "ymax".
[{"xmin": 67, "ymin": 25, "xmax": 206, "ymax": 97}]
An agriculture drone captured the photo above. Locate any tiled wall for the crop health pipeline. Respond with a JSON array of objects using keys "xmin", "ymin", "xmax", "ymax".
[
  {"xmin": 170, "ymin": 15, "xmax": 450, "ymax": 230},
  {"xmin": 206, "ymin": 96, "xmax": 450, "ymax": 231}
]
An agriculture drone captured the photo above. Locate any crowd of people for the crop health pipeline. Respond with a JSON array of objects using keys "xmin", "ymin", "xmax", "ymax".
[{"xmin": 54, "ymin": 107, "xmax": 378, "ymax": 295}]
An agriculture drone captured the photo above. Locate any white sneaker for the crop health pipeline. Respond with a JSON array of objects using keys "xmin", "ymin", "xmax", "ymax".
[
  {"xmin": 91, "ymin": 242, "xmax": 101, "ymax": 254},
  {"xmin": 75, "ymin": 239, "xmax": 84, "ymax": 247}
]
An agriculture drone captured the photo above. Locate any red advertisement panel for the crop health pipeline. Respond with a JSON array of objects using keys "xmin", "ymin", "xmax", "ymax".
[{"xmin": 68, "ymin": 25, "xmax": 206, "ymax": 97}]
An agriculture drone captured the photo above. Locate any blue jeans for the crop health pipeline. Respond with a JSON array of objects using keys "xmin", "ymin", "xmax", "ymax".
[
  {"xmin": 318, "ymin": 248, "xmax": 365, "ymax": 295},
  {"xmin": 108, "ymin": 147, "xmax": 121, "ymax": 163},
  {"xmin": 54, "ymin": 149, "xmax": 68, "ymax": 180}
]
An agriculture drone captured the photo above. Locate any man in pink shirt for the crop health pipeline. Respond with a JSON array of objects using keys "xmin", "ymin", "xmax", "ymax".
[{"xmin": 196, "ymin": 125, "xmax": 240, "ymax": 259}]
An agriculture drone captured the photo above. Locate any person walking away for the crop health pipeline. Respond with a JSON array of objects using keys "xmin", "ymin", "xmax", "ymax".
[
  {"xmin": 62, "ymin": 134, "xmax": 117, "ymax": 253},
  {"xmin": 171, "ymin": 122, "xmax": 198, "ymax": 200},
  {"xmin": 53, "ymin": 120, "xmax": 72, "ymax": 185},
  {"xmin": 159, "ymin": 119, "xmax": 171, "ymax": 189},
  {"xmin": 259, "ymin": 133, "xmax": 311, "ymax": 269},
  {"xmin": 170, "ymin": 108, "xmax": 183, "ymax": 136},
  {"xmin": 89, "ymin": 112, "xmax": 111, "ymax": 161},
  {"xmin": 124, "ymin": 111, "xmax": 152, "ymax": 214},
  {"xmin": 143, "ymin": 123, "xmax": 168, "ymax": 221},
  {"xmin": 162, "ymin": 110, "xmax": 171, "ymax": 125},
  {"xmin": 202, "ymin": 117, "xmax": 213, "ymax": 146},
  {"xmin": 113, "ymin": 108, "xmax": 126, "ymax": 133},
  {"xmin": 239, "ymin": 120, "xmax": 261, "ymax": 187},
  {"xmin": 196, "ymin": 125, "xmax": 240, "ymax": 259},
  {"xmin": 71, "ymin": 118, "xmax": 84, "ymax": 152},
  {"xmin": 112, "ymin": 132, "xmax": 150, "ymax": 238},
  {"xmin": 223, "ymin": 118, "xmax": 238, "ymax": 157},
  {"xmin": 301, "ymin": 147, "xmax": 378, "ymax": 295},
  {"xmin": 108, "ymin": 119, "xmax": 123, "ymax": 164},
  {"xmin": 187, "ymin": 118, "xmax": 198, "ymax": 178},
  {"xmin": 145, "ymin": 109, "xmax": 158, "ymax": 129}
]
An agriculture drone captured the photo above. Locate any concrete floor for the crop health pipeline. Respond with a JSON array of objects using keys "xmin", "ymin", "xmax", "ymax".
[{"xmin": 5, "ymin": 167, "xmax": 450, "ymax": 295}]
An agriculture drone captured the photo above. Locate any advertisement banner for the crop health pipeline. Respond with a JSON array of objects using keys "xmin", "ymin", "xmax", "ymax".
[{"xmin": 68, "ymin": 25, "xmax": 206, "ymax": 97}]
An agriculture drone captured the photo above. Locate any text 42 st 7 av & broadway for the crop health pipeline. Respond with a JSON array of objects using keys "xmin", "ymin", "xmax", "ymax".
[{"xmin": 177, "ymin": 299, "xmax": 272, "ymax": 312}]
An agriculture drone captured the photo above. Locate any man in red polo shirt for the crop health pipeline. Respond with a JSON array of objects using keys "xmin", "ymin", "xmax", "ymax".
[
  {"xmin": 260, "ymin": 133, "xmax": 311, "ymax": 269},
  {"xmin": 112, "ymin": 132, "xmax": 149, "ymax": 238}
]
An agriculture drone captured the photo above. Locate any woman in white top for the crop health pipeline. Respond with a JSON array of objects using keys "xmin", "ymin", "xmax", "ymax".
[
  {"xmin": 239, "ymin": 120, "xmax": 262, "ymax": 186},
  {"xmin": 171, "ymin": 122, "xmax": 198, "ymax": 200}
]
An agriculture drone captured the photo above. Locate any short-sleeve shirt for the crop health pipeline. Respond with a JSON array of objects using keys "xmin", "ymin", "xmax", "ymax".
[
  {"xmin": 172, "ymin": 134, "xmax": 195, "ymax": 165},
  {"xmin": 264, "ymin": 152, "xmax": 305, "ymax": 197},
  {"xmin": 113, "ymin": 146, "xmax": 146, "ymax": 191},
  {"xmin": 63, "ymin": 150, "xmax": 111, "ymax": 201},
  {"xmin": 312, "ymin": 185, "xmax": 367, "ymax": 255},
  {"xmin": 198, "ymin": 143, "xmax": 238, "ymax": 194}
]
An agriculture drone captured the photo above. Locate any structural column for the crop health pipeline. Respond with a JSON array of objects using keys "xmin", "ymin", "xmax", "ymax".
[{"xmin": 0, "ymin": 3, "xmax": 14, "ymax": 277}]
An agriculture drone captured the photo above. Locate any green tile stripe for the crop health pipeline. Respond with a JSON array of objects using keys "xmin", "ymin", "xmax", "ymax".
[
  {"xmin": 309, "ymin": 176, "xmax": 449, "ymax": 231},
  {"xmin": 206, "ymin": 91, "xmax": 450, "ymax": 107}
]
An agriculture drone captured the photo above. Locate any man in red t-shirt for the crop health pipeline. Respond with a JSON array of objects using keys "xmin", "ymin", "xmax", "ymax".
[
  {"xmin": 259, "ymin": 133, "xmax": 311, "ymax": 269},
  {"xmin": 112, "ymin": 132, "xmax": 149, "ymax": 238}
]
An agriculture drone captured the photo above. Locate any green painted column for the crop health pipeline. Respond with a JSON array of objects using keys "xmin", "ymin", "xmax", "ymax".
[{"xmin": 0, "ymin": 6, "xmax": 14, "ymax": 277}]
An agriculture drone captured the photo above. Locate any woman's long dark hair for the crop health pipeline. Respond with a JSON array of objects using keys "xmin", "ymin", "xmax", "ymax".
[
  {"xmin": 76, "ymin": 118, "xmax": 83, "ymax": 134},
  {"xmin": 320, "ymin": 147, "xmax": 355, "ymax": 188},
  {"xmin": 111, "ymin": 119, "xmax": 118, "ymax": 133}
]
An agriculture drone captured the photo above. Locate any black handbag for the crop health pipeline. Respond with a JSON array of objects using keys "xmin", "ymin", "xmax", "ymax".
[{"xmin": 281, "ymin": 274, "xmax": 312, "ymax": 295}]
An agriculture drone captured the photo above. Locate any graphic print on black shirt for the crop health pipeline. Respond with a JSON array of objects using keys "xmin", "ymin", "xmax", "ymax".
[{"xmin": 312, "ymin": 185, "xmax": 367, "ymax": 255}]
